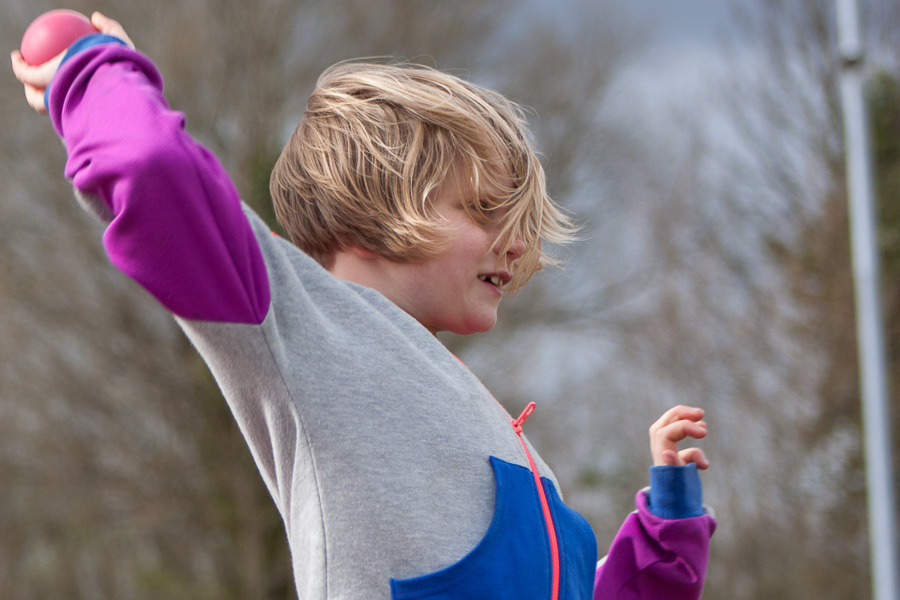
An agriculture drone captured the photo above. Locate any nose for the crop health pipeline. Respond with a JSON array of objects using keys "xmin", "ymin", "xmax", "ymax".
[
  {"xmin": 507, "ymin": 235, "xmax": 526, "ymax": 260},
  {"xmin": 494, "ymin": 231, "xmax": 526, "ymax": 262}
]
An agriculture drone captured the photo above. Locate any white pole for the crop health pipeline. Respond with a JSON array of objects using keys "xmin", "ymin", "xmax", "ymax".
[{"xmin": 836, "ymin": 1, "xmax": 900, "ymax": 599}]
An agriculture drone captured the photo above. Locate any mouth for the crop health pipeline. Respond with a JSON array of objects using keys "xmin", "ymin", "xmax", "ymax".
[{"xmin": 477, "ymin": 272, "xmax": 512, "ymax": 289}]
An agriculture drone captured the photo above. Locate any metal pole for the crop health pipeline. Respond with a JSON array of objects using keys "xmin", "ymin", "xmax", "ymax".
[{"xmin": 836, "ymin": 1, "xmax": 900, "ymax": 599}]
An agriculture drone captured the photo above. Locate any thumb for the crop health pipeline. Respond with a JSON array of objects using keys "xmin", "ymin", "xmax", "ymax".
[{"xmin": 90, "ymin": 13, "xmax": 135, "ymax": 49}]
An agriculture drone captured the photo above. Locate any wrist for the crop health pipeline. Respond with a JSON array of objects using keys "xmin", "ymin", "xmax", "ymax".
[
  {"xmin": 647, "ymin": 463, "xmax": 704, "ymax": 519},
  {"xmin": 44, "ymin": 34, "xmax": 130, "ymax": 111}
]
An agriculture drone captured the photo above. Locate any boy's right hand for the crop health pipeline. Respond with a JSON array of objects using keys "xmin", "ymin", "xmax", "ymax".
[
  {"xmin": 11, "ymin": 12, "xmax": 133, "ymax": 114},
  {"xmin": 649, "ymin": 405, "xmax": 710, "ymax": 469}
]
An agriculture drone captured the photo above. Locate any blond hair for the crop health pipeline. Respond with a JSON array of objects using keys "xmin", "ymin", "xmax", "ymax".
[{"xmin": 270, "ymin": 60, "xmax": 576, "ymax": 291}]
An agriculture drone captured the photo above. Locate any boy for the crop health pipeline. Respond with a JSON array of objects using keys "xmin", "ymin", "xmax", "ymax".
[{"xmin": 12, "ymin": 13, "xmax": 715, "ymax": 599}]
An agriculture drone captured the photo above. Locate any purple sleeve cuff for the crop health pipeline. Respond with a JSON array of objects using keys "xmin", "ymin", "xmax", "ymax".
[
  {"xmin": 49, "ymin": 43, "xmax": 270, "ymax": 324},
  {"xmin": 44, "ymin": 34, "xmax": 128, "ymax": 111},
  {"xmin": 593, "ymin": 490, "xmax": 716, "ymax": 600}
]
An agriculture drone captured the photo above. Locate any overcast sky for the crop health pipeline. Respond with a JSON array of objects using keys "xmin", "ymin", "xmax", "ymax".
[
  {"xmin": 603, "ymin": 1, "xmax": 752, "ymax": 116},
  {"xmin": 627, "ymin": 0, "xmax": 741, "ymax": 52}
]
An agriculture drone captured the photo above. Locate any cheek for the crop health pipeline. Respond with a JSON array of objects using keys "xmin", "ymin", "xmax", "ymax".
[
  {"xmin": 454, "ymin": 227, "xmax": 495, "ymax": 258},
  {"xmin": 425, "ymin": 223, "xmax": 496, "ymax": 285}
]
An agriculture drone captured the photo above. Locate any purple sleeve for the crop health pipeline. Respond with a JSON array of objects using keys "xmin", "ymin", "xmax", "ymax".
[
  {"xmin": 593, "ymin": 491, "xmax": 716, "ymax": 600},
  {"xmin": 47, "ymin": 41, "xmax": 270, "ymax": 324}
]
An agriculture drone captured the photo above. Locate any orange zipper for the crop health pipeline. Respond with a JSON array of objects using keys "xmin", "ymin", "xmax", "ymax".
[
  {"xmin": 450, "ymin": 355, "xmax": 561, "ymax": 599},
  {"xmin": 512, "ymin": 402, "xmax": 560, "ymax": 600}
]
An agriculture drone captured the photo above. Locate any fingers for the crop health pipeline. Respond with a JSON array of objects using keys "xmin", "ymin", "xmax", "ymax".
[
  {"xmin": 659, "ymin": 418, "xmax": 708, "ymax": 444},
  {"xmin": 10, "ymin": 49, "xmax": 65, "ymax": 114},
  {"xmin": 23, "ymin": 85, "xmax": 48, "ymax": 114},
  {"xmin": 11, "ymin": 49, "xmax": 63, "ymax": 88},
  {"xmin": 649, "ymin": 405, "xmax": 710, "ymax": 469},
  {"xmin": 652, "ymin": 405, "xmax": 705, "ymax": 430},
  {"xmin": 91, "ymin": 12, "xmax": 135, "ymax": 48},
  {"xmin": 678, "ymin": 447, "xmax": 710, "ymax": 470},
  {"xmin": 650, "ymin": 406, "xmax": 706, "ymax": 447}
]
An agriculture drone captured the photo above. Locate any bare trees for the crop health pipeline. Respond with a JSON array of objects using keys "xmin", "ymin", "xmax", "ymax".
[
  {"xmin": 583, "ymin": 1, "xmax": 900, "ymax": 598},
  {"xmin": 8, "ymin": 0, "xmax": 897, "ymax": 597},
  {"xmin": 460, "ymin": 2, "xmax": 900, "ymax": 599}
]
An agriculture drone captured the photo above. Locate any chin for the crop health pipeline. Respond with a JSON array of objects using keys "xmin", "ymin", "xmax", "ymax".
[{"xmin": 451, "ymin": 314, "xmax": 498, "ymax": 336}]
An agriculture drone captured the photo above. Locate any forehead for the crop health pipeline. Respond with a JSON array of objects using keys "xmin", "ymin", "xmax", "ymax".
[
  {"xmin": 428, "ymin": 161, "xmax": 522, "ymax": 236},
  {"xmin": 424, "ymin": 163, "xmax": 511, "ymax": 220},
  {"xmin": 460, "ymin": 153, "xmax": 515, "ymax": 199}
]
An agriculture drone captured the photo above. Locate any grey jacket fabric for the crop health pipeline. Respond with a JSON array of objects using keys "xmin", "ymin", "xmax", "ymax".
[{"xmin": 177, "ymin": 206, "xmax": 561, "ymax": 598}]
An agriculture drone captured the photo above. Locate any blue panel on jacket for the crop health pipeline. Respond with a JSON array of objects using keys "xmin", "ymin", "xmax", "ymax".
[{"xmin": 390, "ymin": 456, "xmax": 597, "ymax": 599}]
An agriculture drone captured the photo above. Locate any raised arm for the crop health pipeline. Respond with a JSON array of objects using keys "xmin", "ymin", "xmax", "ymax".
[
  {"xmin": 11, "ymin": 13, "xmax": 269, "ymax": 324},
  {"xmin": 593, "ymin": 406, "xmax": 716, "ymax": 600}
]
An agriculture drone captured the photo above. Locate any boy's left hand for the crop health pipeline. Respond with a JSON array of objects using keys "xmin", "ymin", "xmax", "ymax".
[
  {"xmin": 649, "ymin": 405, "xmax": 709, "ymax": 469},
  {"xmin": 11, "ymin": 12, "xmax": 134, "ymax": 114}
]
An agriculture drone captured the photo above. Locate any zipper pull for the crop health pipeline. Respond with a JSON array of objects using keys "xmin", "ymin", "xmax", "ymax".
[{"xmin": 511, "ymin": 402, "xmax": 536, "ymax": 434}]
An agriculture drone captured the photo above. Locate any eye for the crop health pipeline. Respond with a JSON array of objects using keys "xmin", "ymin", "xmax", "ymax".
[
  {"xmin": 468, "ymin": 197, "xmax": 499, "ymax": 215},
  {"xmin": 464, "ymin": 201, "xmax": 497, "ymax": 225}
]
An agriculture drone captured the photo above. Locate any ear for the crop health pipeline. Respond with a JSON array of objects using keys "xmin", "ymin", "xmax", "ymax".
[
  {"xmin": 328, "ymin": 245, "xmax": 384, "ymax": 283},
  {"xmin": 349, "ymin": 245, "xmax": 378, "ymax": 260}
]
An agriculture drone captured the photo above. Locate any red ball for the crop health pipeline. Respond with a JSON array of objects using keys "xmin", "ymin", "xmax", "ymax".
[{"xmin": 20, "ymin": 10, "xmax": 96, "ymax": 66}]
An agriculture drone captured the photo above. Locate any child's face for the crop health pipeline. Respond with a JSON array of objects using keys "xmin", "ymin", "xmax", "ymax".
[{"xmin": 381, "ymin": 169, "xmax": 525, "ymax": 335}]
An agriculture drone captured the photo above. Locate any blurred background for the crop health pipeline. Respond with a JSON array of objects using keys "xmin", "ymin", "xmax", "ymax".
[{"xmin": 2, "ymin": 0, "xmax": 900, "ymax": 598}]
